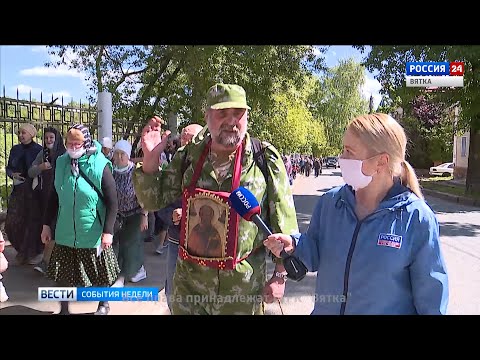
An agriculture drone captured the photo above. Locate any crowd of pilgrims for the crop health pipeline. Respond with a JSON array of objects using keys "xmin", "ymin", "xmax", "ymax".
[
  {"xmin": 0, "ymin": 122, "xmax": 327, "ymax": 312},
  {"xmin": 0, "ymin": 123, "xmax": 182, "ymax": 314}
]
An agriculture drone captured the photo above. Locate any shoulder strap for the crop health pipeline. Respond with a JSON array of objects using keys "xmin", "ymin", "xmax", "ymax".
[
  {"xmin": 179, "ymin": 138, "xmax": 269, "ymax": 183},
  {"xmin": 180, "ymin": 152, "xmax": 190, "ymax": 177},
  {"xmin": 250, "ymin": 137, "xmax": 271, "ymax": 227},
  {"xmin": 78, "ymin": 167, "xmax": 104, "ymax": 204},
  {"xmin": 250, "ymin": 137, "xmax": 269, "ymax": 184},
  {"xmin": 78, "ymin": 167, "xmax": 105, "ymax": 227}
]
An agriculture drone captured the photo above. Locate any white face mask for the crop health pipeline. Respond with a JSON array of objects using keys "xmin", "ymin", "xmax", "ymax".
[
  {"xmin": 67, "ymin": 148, "xmax": 86, "ymax": 159},
  {"xmin": 46, "ymin": 143, "xmax": 54, "ymax": 149},
  {"xmin": 339, "ymin": 157, "xmax": 377, "ymax": 191},
  {"xmin": 114, "ymin": 164, "xmax": 130, "ymax": 173}
]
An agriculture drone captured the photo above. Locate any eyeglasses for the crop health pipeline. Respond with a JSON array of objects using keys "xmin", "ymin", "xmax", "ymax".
[{"xmin": 66, "ymin": 143, "xmax": 84, "ymax": 150}]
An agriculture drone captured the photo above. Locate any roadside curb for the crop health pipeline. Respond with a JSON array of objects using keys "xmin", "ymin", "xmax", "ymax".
[
  {"xmin": 423, "ymin": 188, "xmax": 480, "ymax": 208},
  {"xmin": 443, "ymin": 180, "xmax": 467, "ymax": 188}
]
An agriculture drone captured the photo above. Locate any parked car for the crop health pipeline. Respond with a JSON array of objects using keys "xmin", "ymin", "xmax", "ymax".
[
  {"xmin": 325, "ymin": 156, "xmax": 339, "ymax": 169},
  {"xmin": 429, "ymin": 162, "xmax": 454, "ymax": 177}
]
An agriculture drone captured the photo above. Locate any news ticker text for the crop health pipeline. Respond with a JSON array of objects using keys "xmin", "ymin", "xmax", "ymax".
[{"xmin": 38, "ymin": 287, "xmax": 347, "ymax": 303}]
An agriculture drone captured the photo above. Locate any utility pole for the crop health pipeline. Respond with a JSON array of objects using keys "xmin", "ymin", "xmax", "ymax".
[
  {"xmin": 97, "ymin": 92, "xmax": 112, "ymax": 141},
  {"xmin": 369, "ymin": 94, "xmax": 374, "ymax": 114},
  {"xmin": 452, "ymin": 103, "xmax": 459, "ymax": 178}
]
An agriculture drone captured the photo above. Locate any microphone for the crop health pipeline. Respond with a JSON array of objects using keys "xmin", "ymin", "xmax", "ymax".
[
  {"xmin": 229, "ymin": 186, "xmax": 272, "ymax": 237},
  {"xmin": 229, "ymin": 186, "xmax": 308, "ymax": 282}
]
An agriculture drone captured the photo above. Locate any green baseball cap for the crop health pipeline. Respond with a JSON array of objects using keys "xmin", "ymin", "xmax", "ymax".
[{"xmin": 206, "ymin": 83, "xmax": 251, "ymax": 110}]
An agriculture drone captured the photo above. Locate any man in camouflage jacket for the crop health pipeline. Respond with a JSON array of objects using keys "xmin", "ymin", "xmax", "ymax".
[{"xmin": 133, "ymin": 83, "xmax": 299, "ymax": 315}]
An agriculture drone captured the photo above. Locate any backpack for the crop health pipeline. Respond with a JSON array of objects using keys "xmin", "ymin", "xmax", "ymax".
[{"xmin": 250, "ymin": 137, "xmax": 269, "ymax": 185}]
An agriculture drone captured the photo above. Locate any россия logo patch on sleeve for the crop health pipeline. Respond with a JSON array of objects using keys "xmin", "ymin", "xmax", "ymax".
[{"xmin": 377, "ymin": 233, "xmax": 402, "ymax": 249}]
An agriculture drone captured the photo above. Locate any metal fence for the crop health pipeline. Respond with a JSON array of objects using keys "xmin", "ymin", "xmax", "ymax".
[{"xmin": 0, "ymin": 87, "xmax": 143, "ymax": 209}]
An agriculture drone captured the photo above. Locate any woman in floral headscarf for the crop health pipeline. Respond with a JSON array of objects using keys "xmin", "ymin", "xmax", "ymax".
[
  {"xmin": 41, "ymin": 124, "xmax": 120, "ymax": 315},
  {"xmin": 5, "ymin": 123, "xmax": 43, "ymax": 265}
]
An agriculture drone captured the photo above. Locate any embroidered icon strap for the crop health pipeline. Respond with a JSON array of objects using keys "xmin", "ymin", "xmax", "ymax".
[
  {"xmin": 188, "ymin": 139, "xmax": 244, "ymax": 193},
  {"xmin": 179, "ymin": 139, "xmax": 246, "ymax": 270}
]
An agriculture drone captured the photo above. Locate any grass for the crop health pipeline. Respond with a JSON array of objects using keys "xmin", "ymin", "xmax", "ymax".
[
  {"xmin": 419, "ymin": 176, "xmax": 480, "ymax": 200},
  {"xmin": 420, "ymin": 175, "xmax": 454, "ymax": 182}
]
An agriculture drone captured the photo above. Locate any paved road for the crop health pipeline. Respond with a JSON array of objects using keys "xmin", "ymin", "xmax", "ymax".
[
  {"xmin": 263, "ymin": 170, "xmax": 342, "ymax": 315},
  {"xmin": 269, "ymin": 169, "xmax": 480, "ymax": 315},
  {"xmin": 425, "ymin": 195, "xmax": 480, "ymax": 314},
  {"xmin": 0, "ymin": 239, "xmax": 170, "ymax": 315},
  {"xmin": 1, "ymin": 169, "xmax": 478, "ymax": 315}
]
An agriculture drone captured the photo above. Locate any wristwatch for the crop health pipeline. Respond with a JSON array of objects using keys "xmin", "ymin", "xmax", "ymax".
[{"xmin": 273, "ymin": 271, "xmax": 288, "ymax": 281}]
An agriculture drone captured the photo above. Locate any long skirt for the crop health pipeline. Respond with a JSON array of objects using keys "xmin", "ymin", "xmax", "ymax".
[
  {"xmin": 47, "ymin": 243, "xmax": 120, "ymax": 287},
  {"xmin": 113, "ymin": 213, "xmax": 145, "ymax": 280},
  {"xmin": 4, "ymin": 181, "xmax": 44, "ymax": 261}
]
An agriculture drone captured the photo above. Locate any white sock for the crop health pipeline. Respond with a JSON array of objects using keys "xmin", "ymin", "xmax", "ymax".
[{"xmin": 0, "ymin": 281, "xmax": 8, "ymax": 302}]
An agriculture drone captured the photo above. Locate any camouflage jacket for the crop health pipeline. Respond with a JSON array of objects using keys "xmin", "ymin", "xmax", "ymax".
[{"xmin": 133, "ymin": 131, "xmax": 299, "ymax": 261}]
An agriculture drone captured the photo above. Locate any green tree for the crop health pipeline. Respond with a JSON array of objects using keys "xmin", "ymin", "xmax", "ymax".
[
  {"xmin": 308, "ymin": 58, "xmax": 369, "ymax": 150},
  {"xmin": 308, "ymin": 119, "xmax": 327, "ymax": 157},
  {"xmin": 46, "ymin": 45, "xmax": 325, "ymax": 150},
  {"xmin": 401, "ymin": 114, "xmax": 453, "ymax": 169},
  {"xmin": 254, "ymin": 92, "xmax": 310, "ymax": 154},
  {"xmin": 249, "ymin": 74, "xmax": 328, "ymax": 156},
  {"xmin": 355, "ymin": 45, "xmax": 480, "ymax": 194},
  {"xmin": 0, "ymin": 128, "xmax": 16, "ymax": 207}
]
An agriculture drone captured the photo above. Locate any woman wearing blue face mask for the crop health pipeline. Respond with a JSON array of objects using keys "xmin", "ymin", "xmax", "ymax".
[
  {"xmin": 110, "ymin": 139, "xmax": 149, "ymax": 287},
  {"xmin": 264, "ymin": 113, "xmax": 449, "ymax": 315}
]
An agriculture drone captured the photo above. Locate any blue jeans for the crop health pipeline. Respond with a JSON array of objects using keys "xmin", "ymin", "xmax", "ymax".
[{"xmin": 165, "ymin": 241, "xmax": 179, "ymax": 311}]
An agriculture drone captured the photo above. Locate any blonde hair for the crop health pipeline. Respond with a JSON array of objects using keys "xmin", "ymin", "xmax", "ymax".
[{"xmin": 347, "ymin": 113, "xmax": 423, "ymax": 199}]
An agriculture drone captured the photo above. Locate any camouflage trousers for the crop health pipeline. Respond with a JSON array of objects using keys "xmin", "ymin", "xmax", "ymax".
[{"xmin": 170, "ymin": 256, "xmax": 267, "ymax": 315}]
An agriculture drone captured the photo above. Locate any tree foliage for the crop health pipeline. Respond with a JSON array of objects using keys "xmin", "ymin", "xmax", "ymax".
[
  {"xmin": 44, "ymin": 46, "xmax": 378, "ymax": 159},
  {"xmin": 355, "ymin": 45, "xmax": 480, "ymax": 193},
  {"xmin": 46, "ymin": 45, "xmax": 323, "ymax": 131},
  {"xmin": 403, "ymin": 94, "xmax": 453, "ymax": 166},
  {"xmin": 355, "ymin": 45, "xmax": 480, "ymax": 128},
  {"xmin": 255, "ymin": 92, "xmax": 311, "ymax": 154},
  {"xmin": 308, "ymin": 59, "xmax": 369, "ymax": 152},
  {"xmin": 411, "ymin": 95, "xmax": 445, "ymax": 128},
  {"xmin": 401, "ymin": 115, "xmax": 453, "ymax": 168}
]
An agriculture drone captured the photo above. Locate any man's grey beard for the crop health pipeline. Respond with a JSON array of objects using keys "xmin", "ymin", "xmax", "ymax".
[{"xmin": 215, "ymin": 130, "xmax": 245, "ymax": 147}]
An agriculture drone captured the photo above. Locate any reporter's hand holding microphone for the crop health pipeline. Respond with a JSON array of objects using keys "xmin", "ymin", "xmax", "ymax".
[
  {"xmin": 229, "ymin": 187, "xmax": 307, "ymax": 278},
  {"xmin": 229, "ymin": 187, "xmax": 307, "ymax": 308},
  {"xmin": 263, "ymin": 234, "xmax": 295, "ymax": 258}
]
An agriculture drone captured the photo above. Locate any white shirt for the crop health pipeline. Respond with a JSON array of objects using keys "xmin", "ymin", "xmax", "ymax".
[{"xmin": 160, "ymin": 152, "xmax": 168, "ymax": 166}]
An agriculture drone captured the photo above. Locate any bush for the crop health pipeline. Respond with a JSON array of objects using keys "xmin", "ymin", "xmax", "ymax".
[{"xmin": 0, "ymin": 184, "xmax": 13, "ymax": 209}]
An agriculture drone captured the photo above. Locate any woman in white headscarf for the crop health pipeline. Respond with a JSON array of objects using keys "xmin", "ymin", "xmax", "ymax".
[{"xmin": 111, "ymin": 140, "xmax": 149, "ymax": 286}]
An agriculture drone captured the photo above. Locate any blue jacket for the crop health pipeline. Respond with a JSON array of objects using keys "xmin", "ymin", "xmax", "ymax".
[
  {"xmin": 7, "ymin": 142, "xmax": 42, "ymax": 180},
  {"xmin": 293, "ymin": 181, "xmax": 449, "ymax": 315}
]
